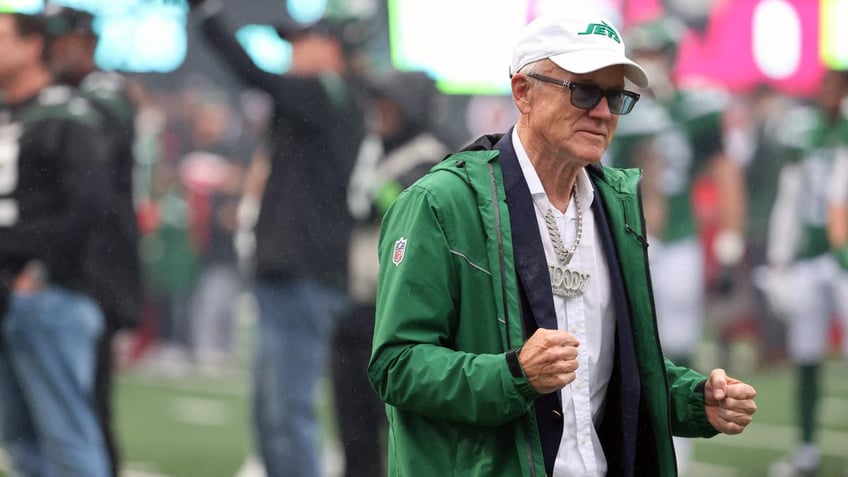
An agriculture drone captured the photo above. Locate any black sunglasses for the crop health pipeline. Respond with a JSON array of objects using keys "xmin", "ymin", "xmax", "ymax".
[{"xmin": 526, "ymin": 73, "xmax": 640, "ymax": 115}]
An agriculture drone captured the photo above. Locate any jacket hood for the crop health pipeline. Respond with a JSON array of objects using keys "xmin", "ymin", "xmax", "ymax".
[{"xmin": 457, "ymin": 133, "xmax": 504, "ymax": 153}]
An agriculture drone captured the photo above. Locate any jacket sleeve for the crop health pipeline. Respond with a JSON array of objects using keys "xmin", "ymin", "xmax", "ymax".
[
  {"xmin": 197, "ymin": 11, "xmax": 345, "ymax": 129},
  {"xmin": 664, "ymin": 359, "xmax": 720, "ymax": 438},
  {"xmin": 368, "ymin": 184, "xmax": 538, "ymax": 426},
  {"xmin": 197, "ymin": 11, "xmax": 278, "ymax": 94}
]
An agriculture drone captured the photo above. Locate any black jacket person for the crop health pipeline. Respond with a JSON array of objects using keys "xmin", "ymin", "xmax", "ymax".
[{"xmin": 189, "ymin": 1, "xmax": 368, "ymax": 475}]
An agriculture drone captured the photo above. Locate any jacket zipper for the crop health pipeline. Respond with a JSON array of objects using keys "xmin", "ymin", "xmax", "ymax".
[
  {"xmin": 487, "ymin": 162, "xmax": 512, "ymax": 350},
  {"xmin": 487, "ymin": 162, "xmax": 537, "ymax": 477},
  {"xmin": 628, "ymin": 172, "xmax": 678, "ymax": 476}
]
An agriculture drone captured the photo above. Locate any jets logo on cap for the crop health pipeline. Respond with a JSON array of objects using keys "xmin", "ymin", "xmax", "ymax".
[
  {"xmin": 578, "ymin": 21, "xmax": 620, "ymax": 43},
  {"xmin": 392, "ymin": 237, "xmax": 408, "ymax": 266}
]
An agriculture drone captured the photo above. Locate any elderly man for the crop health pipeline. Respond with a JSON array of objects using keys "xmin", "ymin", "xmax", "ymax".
[{"xmin": 368, "ymin": 12, "xmax": 757, "ymax": 477}]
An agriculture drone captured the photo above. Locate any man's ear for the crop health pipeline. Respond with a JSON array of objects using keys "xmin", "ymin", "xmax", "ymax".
[{"xmin": 511, "ymin": 74, "xmax": 533, "ymax": 114}]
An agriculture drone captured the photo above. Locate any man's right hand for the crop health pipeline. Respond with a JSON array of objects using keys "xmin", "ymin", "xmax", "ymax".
[{"xmin": 518, "ymin": 328, "xmax": 580, "ymax": 395}]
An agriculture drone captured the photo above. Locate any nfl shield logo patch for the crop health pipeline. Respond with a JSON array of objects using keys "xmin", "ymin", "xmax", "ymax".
[{"xmin": 392, "ymin": 237, "xmax": 408, "ymax": 266}]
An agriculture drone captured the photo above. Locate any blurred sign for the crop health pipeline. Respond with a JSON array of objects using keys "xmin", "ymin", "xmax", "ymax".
[
  {"xmin": 388, "ymin": 0, "xmax": 523, "ymax": 95},
  {"xmin": 44, "ymin": 0, "xmax": 315, "ymax": 74},
  {"xmin": 675, "ymin": 0, "xmax": 825, "ymax": 97},
  {"xmin": 47, "ymin": 0, "xmax": 188, "ymax": 73},
  {"xmin": 821, "ymin": 0, "xmax": 848, "ymax": 69},
  {"xmin": 389, "ymin": 0, "xmax": 847, "ymax": 96},
  {"xmin": 388, "ymin": 0, "xmax": 623, "ymax": 95},
  {"xmin": 0, "ymin": 0, "xmax": 42, "ymax": 13}
]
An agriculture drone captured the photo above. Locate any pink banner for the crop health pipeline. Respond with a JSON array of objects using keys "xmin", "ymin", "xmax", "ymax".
[{"xmin": 674, "ymin": 0, "xmax": 825, "ymax": 97}]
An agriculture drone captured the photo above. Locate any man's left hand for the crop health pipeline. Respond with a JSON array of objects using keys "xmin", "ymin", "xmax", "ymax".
[{"xmin": 704, "ymin": 368, "xmax": 757, "ymax": 435}]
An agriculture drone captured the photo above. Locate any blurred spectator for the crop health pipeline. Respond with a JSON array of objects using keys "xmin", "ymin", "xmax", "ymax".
[
  {"xmin": 232, "ymin": 91, "xmax": 272, "ymax": 279},
  {"xmin": 829, "ymin": 125, "xmax": 848, "ymax": 355},
  {"xmin": 179, "ymin": 96, "xmax": 250, "ymax": 374},
  {"xmin": 0, "ymin": 12, "xmax": 114, "ymax": 476},
  {"xmin": 188, "ymin": 1, "xmax": 369, "ymax": 475},
  {"xmin": 335, "ymin": 69, "xmax": 449, "ymax": 476},
  {"xmin": 234, "ymin": 144, "xmax": 270, "ymax": 279},
  {"xmin": 43, "ymin": 5, "xmax": 143, "ymax": 475},
  {"xmin": 137, "ymin": 156, "xmax": 199, "ymax": 376},
  {"xmin": 606, "ymin": 95, "xmax": 671, "ymax": 241},
  {"xmin": 741, "ymin": 85, "xmax": 798, "ymax": 365},
  {"xmin": 623, "ymin": 16, "xmax": 749, "ymax": 475},
  {"xmin": 118, "ymin": 89, "xmax": 198, "ymax": 370},
  {"xmin": 766, "ymin": 68, "xmax": 848, "ymax": 476},
  {"xmin": 624, "ymin": 15, "xmax": 748, "ymax": 369},
  {"xmin": 829, "ymin": 138, "xmax": 848, "ymax": 284},
  {"xmin": 135, "ymin": 84, "xmax": 257, "ymax": 377}
]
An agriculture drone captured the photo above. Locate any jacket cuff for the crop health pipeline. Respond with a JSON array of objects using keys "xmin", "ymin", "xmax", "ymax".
[
  {"xmin": 506, "ymin": 346, "xmax": 524, "ymax": 378},
  {"xmin": 693, "ymin": 379, "xmax": 720, "ymax": 437},
  {"xmin": 506, "ymin": 347, "xmax": 539, "ymax": 401}
]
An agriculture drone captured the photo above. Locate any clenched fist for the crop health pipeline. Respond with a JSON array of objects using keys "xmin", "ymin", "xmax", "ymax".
[
  {"xmin": 518, "ymin": 328, "xmax": 580, "ymax": 395},
  {"xmin": 704, "ymin": 368, "xmax": 758, "ymax": 435}
]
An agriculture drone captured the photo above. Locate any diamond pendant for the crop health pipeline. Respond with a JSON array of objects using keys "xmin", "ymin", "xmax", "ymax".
[{"xmin": 549, "ymin": 265, "xmax": 590, "ymax": 298}]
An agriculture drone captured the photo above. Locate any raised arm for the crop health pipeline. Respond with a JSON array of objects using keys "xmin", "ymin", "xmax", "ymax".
[{"xmin": 190, "ymin": 0, "xmax": 279, "ymax": 92}]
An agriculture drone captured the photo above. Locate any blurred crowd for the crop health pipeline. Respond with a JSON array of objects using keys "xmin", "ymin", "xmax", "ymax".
[{"xmin": 0, "ymin": 3, "xmax": 846, "ymax": 477}]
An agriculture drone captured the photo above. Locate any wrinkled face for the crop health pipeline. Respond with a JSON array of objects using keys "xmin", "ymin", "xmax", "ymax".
[
  {"xmin": 514, "ymin": 61, "xmax": 626, "ymax": 164},
  {"xmin": 0, "ymin": 15, "xmax": 41, "ymax": 85}
]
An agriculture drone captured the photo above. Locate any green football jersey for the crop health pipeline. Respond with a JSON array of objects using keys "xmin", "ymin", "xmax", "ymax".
[
  {"xmin": 610, "ymin": 89, "xmax": 729, "ymax": 242},
  {"xmin": 777, "ymin": 105, "xmax": 848, "ymax": 259}
]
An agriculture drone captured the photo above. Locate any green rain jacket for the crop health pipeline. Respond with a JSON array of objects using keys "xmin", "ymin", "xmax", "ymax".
[{"xmin": 368, "ymin": 134, "xmax": 718, "ymax": 476}]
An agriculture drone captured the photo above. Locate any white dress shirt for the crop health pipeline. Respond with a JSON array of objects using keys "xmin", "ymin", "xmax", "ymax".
[{"xmin": 512, "ymin": 129, "xmax": 616, "ymax": 476}]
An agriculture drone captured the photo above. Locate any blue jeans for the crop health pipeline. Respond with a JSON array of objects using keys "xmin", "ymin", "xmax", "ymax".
[
  {"xmin": 253, "ymin": 279, "xmax": 348, "ymax": 477},
  {"xmin": 0, "ymin": 286, "xmax": 108, "ymax": 477}
]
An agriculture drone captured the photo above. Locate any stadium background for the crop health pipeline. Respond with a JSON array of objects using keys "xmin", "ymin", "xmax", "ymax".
[{"xmin": 0, "ymin": 0, "xmax": 846, "ymax": 475}]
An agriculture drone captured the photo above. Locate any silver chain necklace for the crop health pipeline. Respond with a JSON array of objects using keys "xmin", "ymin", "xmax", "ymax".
[{"xmin": 544, "ymin": 187, "xmax": 590, "ymax": 297}]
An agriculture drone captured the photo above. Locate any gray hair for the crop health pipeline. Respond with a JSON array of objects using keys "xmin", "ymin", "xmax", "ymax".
[{"xmin": 516, "ymin": 59, "xmax": 557, "ymax": 81}]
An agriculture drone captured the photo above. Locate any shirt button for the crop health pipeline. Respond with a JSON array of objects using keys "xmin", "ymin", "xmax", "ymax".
[{"xmin": 551, "ymin": 410, "xmax": 563, "ymax": 421}]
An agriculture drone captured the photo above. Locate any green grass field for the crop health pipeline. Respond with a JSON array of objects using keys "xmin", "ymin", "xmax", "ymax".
[
  {"xmin": 114, "ymin": 371, "xmax": 255, "ymax": 477},
  {"xmin": 2, "ymin": 349, "xmax": 846, "ymax": 476},
  {"xmin": 109, "ymin": 358, "xmax": 847, "ymax": 477}
]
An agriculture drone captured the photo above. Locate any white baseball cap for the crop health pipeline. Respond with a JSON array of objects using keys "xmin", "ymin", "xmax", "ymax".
[{"xmin": 509, "ymin": 13, "xmax": 650, "ymax": 88}]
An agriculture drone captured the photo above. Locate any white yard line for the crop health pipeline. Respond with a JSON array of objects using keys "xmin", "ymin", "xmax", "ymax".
[
  {"xmin": 170, "ymin": 396, "xmax": 233, "ymax": 427},
  {"xmin": 121, "ymin": 469, "xmax": 171, "ymax": 477},
  {"xmin": 234, "ymin": 455, "xmax": 265, "ymax": 477}
]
